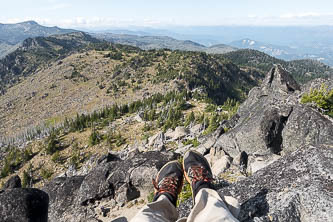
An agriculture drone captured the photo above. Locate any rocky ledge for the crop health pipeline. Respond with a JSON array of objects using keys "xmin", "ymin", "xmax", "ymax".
[{"xmin": 179, "ymin": 144, "xmax": 333, "ymax": 221}]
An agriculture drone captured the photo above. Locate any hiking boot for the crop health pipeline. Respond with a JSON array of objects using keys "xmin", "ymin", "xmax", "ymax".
[
  {"xmin": 183, "ymin": 150, "xmax": 214, "ymax": 204},
  {"xmin": 152, "ymin": 160, "xmax": 184, "ymax": 206}
]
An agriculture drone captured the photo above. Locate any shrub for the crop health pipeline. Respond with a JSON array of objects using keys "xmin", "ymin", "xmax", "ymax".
[
  {"xmin": 69, "ymin": 152, "xmax": 81, "ymax": 169},
  {"xmin": 147, "ymin": 191, "xmax": 155, "ymax": 203},
  {"xmin": 0, "ymin": 147, "xmax": 32, "ymax": 178},
  {"xmin": 184, "ymin": 111, "xmax": 195, "ymax": 127},
  {"xmin": 22, "ymin": 147, "xmax": 33, "ymax": 162},
  {"xmin": 301, "ymin": 84, "xmax": 333, "ymax": 117},
  {"xmin": 203, "ymin": 113, "xmax": 219, "ymax": 135},
  {"xmin": 106, "ymin": 131, "xmax": 126, "ymax": 149},
  {"xmin": 143, "ymin": 123, "xmax": 152, "ymax": 132},
  {"xmin": 205, "ymin": 104, "xmax": 217, "ymax": 112},
  {"xmin": 22, "ymin": 170, "xmax": 32, "ymax": 188},
  {"xmin": 89, "ymin": 128, "xmax": 101, "ymax": 146},
  {"xmin": 0, "ymin": 161, "xmax": 11, "ymax": 178},
  {"xmin": 221, "ymin": 98, "xmax": 240, "ymax": 120},
  {"xmin": 40, "ymin": 168, "xmax": 53, "ymax": 180},
  {"xmin": 183, "ymin": 138, "xmax": 200, "ymax": 147},
  {"xmin": 177, "ymin": 182, "xmax": 192, "ymax": 206},
  {"xmin": 51, "ymin": 151, "xmax": 62, "ymax": 164},
  {"xmin": 45, "ymin": 132, "xmax": 60, "ymax": 155},
  {"xmin": 115, "ymin": 133, "xmax": 126, "ymax": 147}
]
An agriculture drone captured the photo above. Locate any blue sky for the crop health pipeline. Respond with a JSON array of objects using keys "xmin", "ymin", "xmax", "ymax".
[{"xmin": 1, "ymin": 0, "xmax": 333, "ymax": 28}]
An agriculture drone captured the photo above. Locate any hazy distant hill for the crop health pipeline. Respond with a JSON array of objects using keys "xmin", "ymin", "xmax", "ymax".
[
  {"xmin": 102, "ymin": 26, "xmax": 333, "ymax": 66},
  {"xmin": 229, "ymin": 38, "xmax": 333, "ymax": 66},
  {"xmin": 0, "ymin": 21, "xmax": 77, "ymax": 44},
  {"xmin": 0, "ymin": 32, "xmax": 101, "ymax": 94},
  {"xmin": 92, "ymin": 33, "xmax": 236, "ymax": 54},
  {"xmin": 230, "ymin": 39, "xmax": 295, "ymax": 59},
  {"xmin": 0, "ymin": 21, "xmax": 77, "ymax": 58}
]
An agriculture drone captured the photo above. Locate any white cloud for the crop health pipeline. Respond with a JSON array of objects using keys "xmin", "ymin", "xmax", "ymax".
[
  {"xmin": 248, "ymin": 15, "xmax": 258, "ymax": 19},
  {"xmin": 2, "ymin": 13, "xmax": 333, "ymax": 28},
  {"xmin": 280, "ymin": 12, "xmax": 321, "ymax": 19}
]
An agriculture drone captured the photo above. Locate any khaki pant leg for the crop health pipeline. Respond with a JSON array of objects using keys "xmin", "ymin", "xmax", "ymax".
[
  {"xmin": 186, "ymin": 188, "xmax": 240, "ymax": 222},
  {"xmin": 131, "ymin": 195, "xmax": 179, "ymax": 222}
]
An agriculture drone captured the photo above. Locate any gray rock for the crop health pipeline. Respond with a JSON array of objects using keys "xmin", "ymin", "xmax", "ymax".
[
  {"xmin": 134, "ymin": 113, "xmax": 144, "ymax": 122},
  {"xmin": 96, "ymin": 206, "xmax": 111, "ymax": 217},
  {"xmin": 76, "ymin": 161, "xmax": 119, "ymax": 206},
  {"xmin": 262, "ymin": 64, "xmax": 300, "ymax": 93},
  {"xmin": 43, "ymin": 151, "xmax": 178, "ymax": 222},
  {"xmin": 282, "ymin": 105, "xmax": 333, "ymax": 153},
  {"xmin": 2, "ymin": 175, "xmax": 21, "ymax": 189},
  {"xmin": 85, "ymin": 218, "xmax": 102, "ymax": 222},
  {"xmin": 0, "ymin": 188, "xmax": 49, "ymax": 222},
  {"xmin": 211, "ymin": 155, "xmax": 232, "ymax": 176},
  {"xmin": 195, "ymin": 144, "xmax": 208, "ymax": 155},
  {"xmin": 190, "ymin": 124, "xmax": 204, "ymax": 135},
  {"xmin": 43, "ymin": 176, "xmax": 87, "ymax": 222},
  {"xmin": 212, "ymin": 125, "xmax": 225, "ymax": 138},
  {"xmin": 301, "ymin": 77, "xmax": 333, "ymax": 92},
  {"xmin": 202, "ymin": 137, "xmax": 216, "ymax": 150},
  {"xmin": 249, "ymin": 154, "xmax": 281, "ymax": 173},
  {"xmin": 215, "ymin": 65, "xmax": 333, "ymax": 159},
  {"xmin": 97, "ymin": 152, "xmax": 120, "ymax": 164},
  {"xmin": 115, "ymin": 183, "xmax": 140, "ymax": 207},
  {"xmin": 175, "ymin": 144, "xmax": 193, "ymax": 155},
  {"xmin": 148, "ymin": 132, "xmax": 165, "ymax": 150},
  {"xmin": 179, "ymin": 144, "xmax": 333, "ymax": 221},
  {"xmin": 164, "ymin": 128, "xmax": 174, "ymax": 139},
  {"xmin": 233, "ymin": 151, "xmax": 248, "ymax": 171},
  {"xmin": 168, "ymin": 126, "xmax": 190, "ymax": 141},
  {"xmin": 221, "ymin": 145, "xmax": 333, "ymax": 222}
]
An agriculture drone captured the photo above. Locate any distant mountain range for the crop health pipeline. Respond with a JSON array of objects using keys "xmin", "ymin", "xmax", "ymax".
[
  {"xmin": 98, "ymin": 26, "xmax": 333, "ymax": 66},
  {"xmin": 0, "ymin": 21, "xmax": 77, "ymax": 44},
  {"xmin": 229, "ymin": 38, "xmax": 333, "ymax": 66},
  {"xmin": 0, "ymin": 21, "xmax": 77, "ymax": 58},
  {"xmin": 0, "ymin": 21, "xmax": 333, "ymax": 67},
  {"xmin": 92, "ymin": 33, "xmax": 236, "ymax": 54}
]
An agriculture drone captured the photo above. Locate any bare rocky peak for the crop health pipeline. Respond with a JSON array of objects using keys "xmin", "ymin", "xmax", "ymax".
[
  {"xmin": 262, "ymin": 64, "xmax": 301, "ymax": 93},
  {"xmin": 216, "ymin": 64, "xmax": 333, "ymax": 157}
]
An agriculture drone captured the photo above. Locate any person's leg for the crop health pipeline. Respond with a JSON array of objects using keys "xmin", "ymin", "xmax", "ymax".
[
  {"xmin": 131, "ymin": 195, "xmax": 178, "ymax": 222},
  {"xmin": 187, "ymin": 188, "xmax": 239, "ymax": 222},
  {"xmin": 131, "ymin": 160, "xmax": 184, "ymax": 222},
  {"xmin": 183, "ymin": 151, "xmax": 240, "ymax": 222}
]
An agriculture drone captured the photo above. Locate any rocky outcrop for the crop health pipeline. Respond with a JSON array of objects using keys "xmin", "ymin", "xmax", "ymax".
[
  {"xmin": 43, "ymin": 151, "xmax": 178, "ymax": 222},
  {"xmin": 214, "ymin": 65, "xmax": 333, "ymax": 170},
  {"xmin": 42, "ymin": 176, "xmax": 87, "ymax": 222},
  {"xmin": 220, "ymin": 144, "xmax": 333, "ymax": 222},
  {"xmin": 282, "ymin": 105, "xmax": 333, "ymax": 153},
  {"xmin": 180, "ymin": 144, "xmax": 333, "ymax": 221},
  {"xmin": 177, "ymin": 66, "xmax": 333, "ymax": 221},
  {"xmin": 0, "ymin": 188, "xmax": 49, "ymax": 222}
]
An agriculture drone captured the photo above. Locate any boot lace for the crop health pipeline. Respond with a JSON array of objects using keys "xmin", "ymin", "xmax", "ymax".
[
  {"xmin": 152, "ymin": 176, "xmax": 179, "ymax": 197},
  {"xmin": 188, "ymin": 166, "xmax": 213, "ymax": 184}
]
